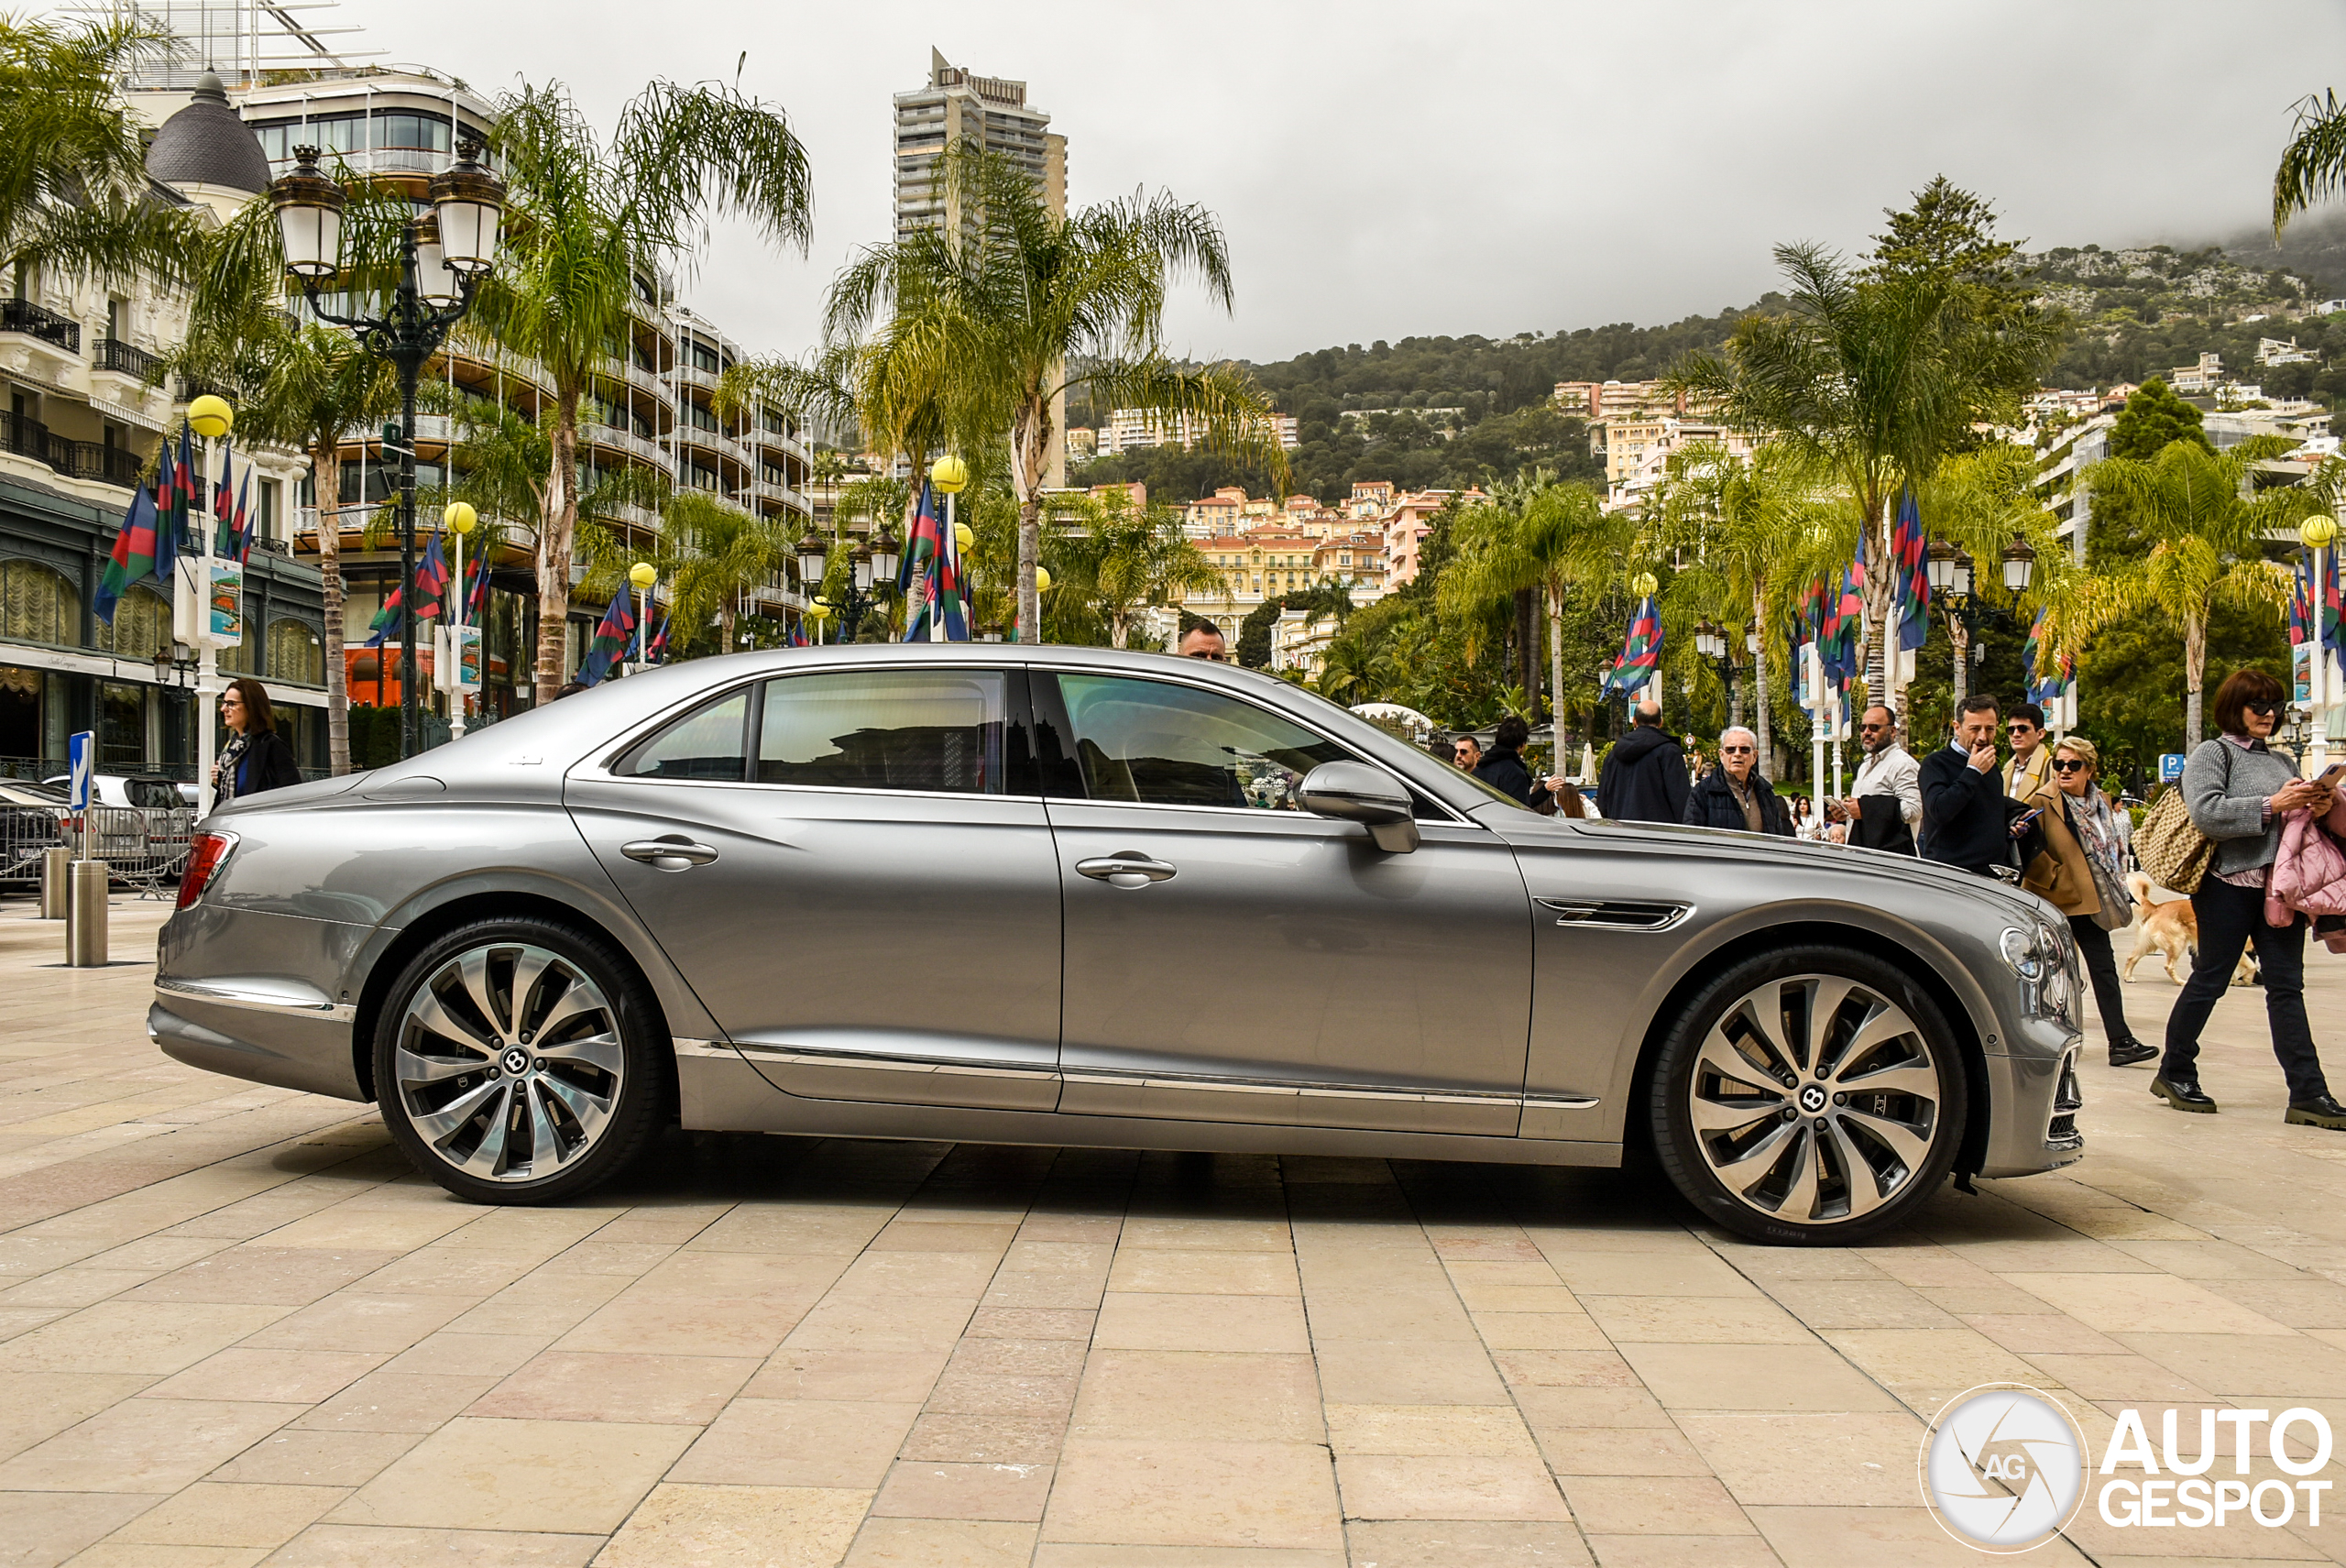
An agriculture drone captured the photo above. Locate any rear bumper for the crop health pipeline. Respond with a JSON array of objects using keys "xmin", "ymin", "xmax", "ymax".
[{"xmin": 150, "ymin": 901, "xmax": 374, "ymax": 1102}]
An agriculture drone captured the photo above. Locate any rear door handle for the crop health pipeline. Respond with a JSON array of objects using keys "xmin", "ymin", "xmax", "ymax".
[
  {"xmin": 621, "ymin": 837, "xmax": 718, "ymax": 870},
  {"xmin": 1076, "ymin": 854, "xmax": 1178, "ymax": 889}
]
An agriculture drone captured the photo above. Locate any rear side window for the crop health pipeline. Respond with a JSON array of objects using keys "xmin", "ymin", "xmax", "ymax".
[
  {"xmin": 756, "ymin": 670, "xmax": 1008, "ymax": 795},
  {"xmin": 615, "ymin": 688, "xmax": 751, "ymax": 781}
]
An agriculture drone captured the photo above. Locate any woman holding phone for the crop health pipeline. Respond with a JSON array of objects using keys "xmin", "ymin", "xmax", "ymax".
[
  {"xmin": 2153, "ymin": 669, "xmax": 2346, "ymax": 1124},
  {"xmin": 2021, "ymin": 737, "xmax": 2156, "ymax": 1069}
]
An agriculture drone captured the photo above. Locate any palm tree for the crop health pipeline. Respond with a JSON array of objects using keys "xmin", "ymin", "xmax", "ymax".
[
  {"xmin": 1051, "ymin": 489, "xmax": 1220, "ymax": 649},
  {"xmin": 1908, "ymin": 444, "xmax": 2065, "ymax": 709},
  {"xmin": 470, "ymin": 78, "xmax": 811, "ymax": 704},
  {"xmin": 1314, "ymin": 634, "xmax": 1390, "ymax": 706},
  {"xmin": 657, "ymin": 490, "xmax": 794, "ymax": 653},
  {"xmin": 2087, "ymin": 436, "xmax": 2297, "ymax": 744},
  {"xmin": 1439, "ymin": 473, "xmax": 1628, "ymax": 728},
  {"xmin": 2275, "ymin": 90, "xmax": 2346, "ymax": 231},
  {"xmin": 825, "ymin": 143, "xmax": 1285, "ymax": 641},
  {"xmin": 2, "ymin": 15, "xmax": 198, "ymax": 293},
  {"xmin": 1671, "ymin": 239, "xmax": 2060, "ymax": 705},
  {"xmin": 1652, "ymin": 441, "xmax": 1837, "ymax": 778}
]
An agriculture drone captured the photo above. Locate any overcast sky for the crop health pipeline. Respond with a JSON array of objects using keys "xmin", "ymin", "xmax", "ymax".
[{"xmin": 300, "ymin": 0, "xmax": 2346, "ymax": 363}]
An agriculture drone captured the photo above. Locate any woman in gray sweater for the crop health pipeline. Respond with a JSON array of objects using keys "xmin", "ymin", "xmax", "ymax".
[{"xmin": 2154, "ymin": 669, "xmax": 2346, "ymax": 1123}]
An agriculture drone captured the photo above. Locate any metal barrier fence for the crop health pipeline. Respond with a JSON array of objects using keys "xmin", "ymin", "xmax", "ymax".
[
  {"xmin": 0, "ymin": 808, "xmax": 65, "ymax": 886},
  {"xmin": 81, "ymin": 806, "xmax": 196, "ymax": 895}
]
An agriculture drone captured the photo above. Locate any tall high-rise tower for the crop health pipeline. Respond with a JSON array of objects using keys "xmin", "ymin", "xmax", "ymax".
[
  {"xmin": 893, "ymin": 50, "xmax": 1069, "ymax": 485},
  {"xmin": 893, "ymin": 49, "xmax": 1066, "ymax": 240}
]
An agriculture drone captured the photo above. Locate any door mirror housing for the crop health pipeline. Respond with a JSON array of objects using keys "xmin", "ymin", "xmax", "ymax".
[{"xmin": 1299, "ymin": 761, "xmax": 1420, "ymax": 853}]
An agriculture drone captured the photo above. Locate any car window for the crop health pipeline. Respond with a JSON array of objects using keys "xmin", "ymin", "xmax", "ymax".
[
  {"xmin": 615, "ymin": 688, "xmax": 751, "ymax": 781},
  {"xmin": 126, "ymin": 779, "xmax": 181, "ymax": 809},
  {"xmin": 1053, "ymin": 673, "xmax": 1348, "ymax": 810},
  {"xmin": 757, "ymin": 669, "xmax": 1008, "ymax": 795}
]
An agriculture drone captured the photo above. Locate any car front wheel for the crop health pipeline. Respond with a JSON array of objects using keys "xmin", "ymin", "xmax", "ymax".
[
  {"xmin": 1648, "ymin": 945, "xmax": 1966, "ymax": 1245},
  {"xmin": 373, "ymin": 917, "xmax": 667, "ymax": 1204}
]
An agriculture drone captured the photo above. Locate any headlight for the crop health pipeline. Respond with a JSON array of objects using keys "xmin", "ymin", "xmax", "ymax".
[{"xmin": 2002, "ymin": 921, "xmax": 2077, "ymax": 1025}]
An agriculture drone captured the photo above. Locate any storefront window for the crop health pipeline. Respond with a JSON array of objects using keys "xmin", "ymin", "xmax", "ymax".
[
  {"xmin": 96, "ymin": 584, "xmax": 168, "ymax": 660},
  {"xmin": 266, "ymin": 619, "xmax": 325, "ymax": 685},
  {"xmin": 1, "ymin": 559, "xmax": 78, "ymax": 646},
  {"xmin": 99, "ymin": 681, "xmax": 144, "ymax": 771}
]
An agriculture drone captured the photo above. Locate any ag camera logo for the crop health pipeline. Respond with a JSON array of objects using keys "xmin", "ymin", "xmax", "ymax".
[{"xmin": 1920, "ymin": 1383, "xmax": 2087, "ymax": 1552}]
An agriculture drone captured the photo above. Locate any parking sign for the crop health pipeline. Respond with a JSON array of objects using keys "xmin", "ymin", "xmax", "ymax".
[
  {"xmin": 68, "ymin": 730, "xmax": 94, "ymax": 811},
  {"xmin": 2158, "ymin": 752, "xmax": 2187, "ymax": 784}
]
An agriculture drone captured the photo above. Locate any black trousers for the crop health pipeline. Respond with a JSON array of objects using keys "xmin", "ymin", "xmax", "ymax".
[
  {"xmin": 2067, "ymin": 916, "xmax": 2136, "ymax": 1049},
  {"xmin": 2160, "ymin": 876, "xmax": 2326, "ymax": 1102}
]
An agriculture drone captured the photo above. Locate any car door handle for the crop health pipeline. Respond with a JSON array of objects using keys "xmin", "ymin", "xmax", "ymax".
[
  {"xmin": 1076, "ymin": 854, "xmax": 1178, "ymax": 889},
  {"xmin": 620, "ymin": 838, "xmax": 718, "ymax": 871}
]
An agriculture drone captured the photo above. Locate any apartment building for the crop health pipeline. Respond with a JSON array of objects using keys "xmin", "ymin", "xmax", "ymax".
[
  {"xmin": 1097, "ymin": 407, "xmax": 1300, "ymax": 456},
  {"xmin": 1385, "ymin": 488, "xmax": 1485, "ymax": 587},
  {"xmin": 2, "ymin": 74, "xmax": 327, "ymax": 776},
  {"xmin": 1173, "ymin": 522, "xmax": 1388, "ymax": 651},
  {"xmin": 1552, "ymin": 379, "xmax": 1701, "ymax": 421},
  {"xmin": 1597, "ymin": 419, "xmax": 1758, "ymax": 510}
]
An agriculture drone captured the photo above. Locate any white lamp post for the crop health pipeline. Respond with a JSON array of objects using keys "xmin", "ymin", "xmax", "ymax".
[
  {"xmin": 443, "ymin": 501, "xmax": 477, "ymax": 738},
  {"xmin": 2307, "ymin": 513, "xmax": 2339, "ymax": 773},
  {"xmin": 629, "ymin": 561, "xmax": 657, "ymax": 674},
  {"xmin": 186, "ymin": 394, "xmax": 233, "ymax": 815}
]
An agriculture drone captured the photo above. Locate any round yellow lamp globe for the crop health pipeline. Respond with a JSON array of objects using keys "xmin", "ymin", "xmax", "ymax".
[
  {"xmin": 929, "ymin": 454, "xmax": 970, "ymax": 494},
  {"xmin": 186, "ymin": 394, "xmax": 234, "ymax": 440},
  {"xmin": 443, "ymin": 500, "xmax": 477, "ymax": 535},
  {"xmin": 1632, "ymin": 571, "xmax": 1658, "ymax": 598},
  {"xmin": 953, "ymin": 521, "xmax": 974, "ymax": 553},
  {"xmin": 2304, "ymin": 514, "xmax": 2341, "ymax": 549},
  {"xmin": 1034, "ymin": 566, "xmax": 1053, "ymax": 595},
  {"xmin": 629, "ymin": 561, "xmax": 657, "ymax": 590}
]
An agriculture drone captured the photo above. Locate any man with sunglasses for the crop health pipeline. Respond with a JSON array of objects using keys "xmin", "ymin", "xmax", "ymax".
[
  {"xmin": 1682, "ymin": 726, "xmax": 1790, "ymax": 835},
  {"xmin": 2001, "ymin": 701, "xmax": 2053, "ymax": 801},
  {"xmin": 1826, "ymin": 703, "xmax": 1921, "ymax": 855}
]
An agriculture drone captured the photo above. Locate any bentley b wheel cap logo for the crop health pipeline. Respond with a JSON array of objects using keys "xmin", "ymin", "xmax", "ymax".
[
  {"xmin": 1920, "ymin": 1383, "xmax": 2087, "ymax": 1552},
  {"xmin": 1798, "ymin": 1084, "xmax": 1827, "ymax": 1113},
  {"xmin": 501, "ymin": 1047, "xmax": 531, "ymax": 1076}
]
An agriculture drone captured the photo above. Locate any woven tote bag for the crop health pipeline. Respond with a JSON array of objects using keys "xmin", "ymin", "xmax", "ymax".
[{"xmin": 2136, "ymin": 782, "xmax": 2216, "ymax": 895}]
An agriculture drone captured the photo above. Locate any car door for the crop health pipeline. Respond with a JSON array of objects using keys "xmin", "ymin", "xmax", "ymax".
[
  {"xmin": 1037, "ymin": 669, "xmax": 1534, "ymax": 1135},
  {"xmin": 566, "ymin": 663, "xmax": 1062, "ymax": 1112}
]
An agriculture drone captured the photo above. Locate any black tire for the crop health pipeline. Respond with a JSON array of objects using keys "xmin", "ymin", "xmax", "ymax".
[
  {"xmin": 1647, "ymin": 944, "xmax": 1968, "ymax": 1246},
  {"xmin": 373, "ymin": 916, "xmax": 668, "ymax": 1204}
]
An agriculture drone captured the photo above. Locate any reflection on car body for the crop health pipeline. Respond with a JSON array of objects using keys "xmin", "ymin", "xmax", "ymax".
[{"xmin": 149, "ymin": 646, "xmax": 2085, "ymax": 1245}]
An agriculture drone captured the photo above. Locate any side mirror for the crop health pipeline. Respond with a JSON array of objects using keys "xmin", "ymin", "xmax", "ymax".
[{"xmin": 1299, "ymin": 760, "xmax": 1420, "ymax": 853}]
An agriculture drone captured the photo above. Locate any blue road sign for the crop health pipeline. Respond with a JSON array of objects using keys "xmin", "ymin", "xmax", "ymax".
[
  {"xmin": 2159, "ymin": 752, "xmax": 2187, "ymax": 784},
  {"xmin": 67, "ymin": 731, "xmax": 94, "ymax": 811}
]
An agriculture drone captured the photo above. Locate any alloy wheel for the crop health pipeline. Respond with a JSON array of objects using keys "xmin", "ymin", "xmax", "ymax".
[
  {"xmin": 391, "ymin": 941, "xmax": 623, "ymax": 1183},
  {"xmin": 1685, "ymin": 973, "xmax": 1941, "ymax": 1227}
]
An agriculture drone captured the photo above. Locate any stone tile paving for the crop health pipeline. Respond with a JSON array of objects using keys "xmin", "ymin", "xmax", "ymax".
[{"xmin": 3, "ymin": 894, "xmax": 2346, "ymax": 1564}]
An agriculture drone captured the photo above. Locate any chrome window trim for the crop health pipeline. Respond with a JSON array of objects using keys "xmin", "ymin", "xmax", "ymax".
[{"xmin": 154, "ymin": 979, "xmax": 356, "ymax": 1024}]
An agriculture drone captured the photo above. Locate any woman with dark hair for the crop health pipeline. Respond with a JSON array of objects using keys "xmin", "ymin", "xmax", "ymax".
[
  {"xmin": 2154, "ymin": 668, "xmax": 2346, "ymax": 1124},
  {"xmin": 214, "ymin": 677, "xmax": 302, "ymax": 805}
]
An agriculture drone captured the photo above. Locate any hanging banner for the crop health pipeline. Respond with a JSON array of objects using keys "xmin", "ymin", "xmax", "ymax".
[{"xmin": 172, "ymin": 556, "xmax": 244, "ymax": 649}]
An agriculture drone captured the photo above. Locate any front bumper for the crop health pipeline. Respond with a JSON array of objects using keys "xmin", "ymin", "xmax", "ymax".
[{"xmin": 1979, "ymin": 1022, "xmax": 2086, "ymax": 1178}]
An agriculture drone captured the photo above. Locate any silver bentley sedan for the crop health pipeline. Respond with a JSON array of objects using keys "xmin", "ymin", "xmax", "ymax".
[{"xmin": 150, "ymin": 645, "xmax": 2084, "ymax": 1245}]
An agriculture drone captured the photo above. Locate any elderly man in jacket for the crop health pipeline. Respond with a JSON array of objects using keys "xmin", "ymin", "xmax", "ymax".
[{"xmin": 1683, "ymin": 727, "xmax": 1791, "ymax": 835}]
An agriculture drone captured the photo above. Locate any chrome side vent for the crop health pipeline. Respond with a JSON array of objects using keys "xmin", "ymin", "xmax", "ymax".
[{"xmin": 1536, "ymin": 897, "xmax": 1692, "ymax": 932}]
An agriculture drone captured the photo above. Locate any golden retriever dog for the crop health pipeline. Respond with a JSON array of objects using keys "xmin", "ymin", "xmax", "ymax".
[{"xmin": 2122, "ymin": 872, "xmax": 2259, "ymax": 986}]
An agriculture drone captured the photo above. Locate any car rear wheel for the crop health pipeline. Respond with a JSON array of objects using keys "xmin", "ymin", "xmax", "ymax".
[
  {"xmin": 373, "ymin": 916, "xmax": 667, "ymax": 1204},
  {"xmin": 1648, "ymin": 945, "xmax": 1966, "ymax": 1245}
]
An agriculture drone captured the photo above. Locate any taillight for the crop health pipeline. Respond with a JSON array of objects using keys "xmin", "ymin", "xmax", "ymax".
[{"xmin": 177, "ymin": 831, "xmax": 238, "ymax": 910}]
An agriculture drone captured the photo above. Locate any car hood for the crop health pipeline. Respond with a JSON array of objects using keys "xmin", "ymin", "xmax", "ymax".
[{"xmin": 1474, "ymin": 805, "xmax": 2055, "ymax": 925}]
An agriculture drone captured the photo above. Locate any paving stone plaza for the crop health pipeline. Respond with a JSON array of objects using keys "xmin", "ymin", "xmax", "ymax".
[{"xmin": 7, "ymin": 897, "xmax": 2346, "ymax": 1566}]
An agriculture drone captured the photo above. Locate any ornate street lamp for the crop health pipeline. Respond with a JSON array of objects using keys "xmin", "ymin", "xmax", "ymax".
[
  {"xmin": 267, "ymin": 138, "xmax": 506, "ymax": 759},
  {"xmin": 799, "ymin": 524, "xmax": 899, "ymax": 642}
]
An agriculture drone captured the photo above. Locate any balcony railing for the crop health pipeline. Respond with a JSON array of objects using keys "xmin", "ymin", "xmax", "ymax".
[
  {"xmin": 1, "ymin": 298, "xmax": 80, "ymax": 354},
  {"xmin": 2, "ymin": 411, "xmax": 140, "ymax": 488},
  {"xmin": 93, "ymin": 337, "xmax": 163, "ymax": 382},
  {"xmin": 582, "ymin": 423, "xmax": 670, "ymax": 469}
]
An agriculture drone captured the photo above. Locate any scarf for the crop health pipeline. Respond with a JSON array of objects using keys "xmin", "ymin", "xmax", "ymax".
[
  {"xmin": 2068, "ymin": 787, "xmax": 2124, "ymax": 882},
  {"xmin": 214, "ymin": 732, "xmax": 249, "ymax": 806}
]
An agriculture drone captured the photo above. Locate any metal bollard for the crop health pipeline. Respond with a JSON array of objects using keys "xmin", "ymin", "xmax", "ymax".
[
  {"xmin": 40, "ymin": 846, "xmax": 71, "ymax": 919},
  {"xmin": 66, "ymin": 861, "xmax": 108, "ymax": 968}
]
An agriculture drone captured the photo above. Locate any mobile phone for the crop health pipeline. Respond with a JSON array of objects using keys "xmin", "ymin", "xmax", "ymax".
[
  {"xmin": 2319, "ymin": 762, "xmax": 2346, "ymax": 788},
  {"xmin": 2010, "ymin": 806, "xmax": 2044, "ymax": 834}
]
